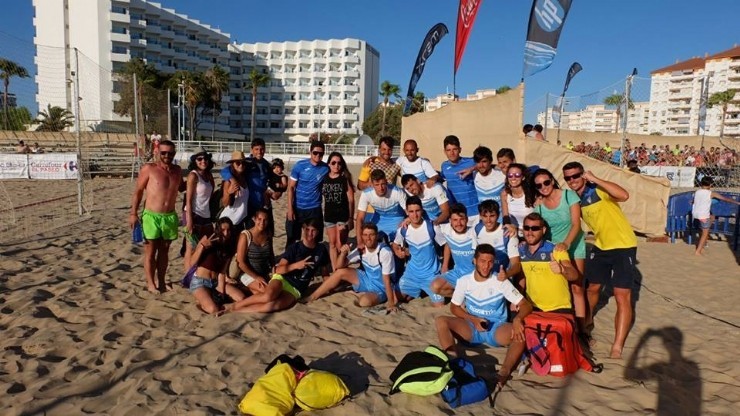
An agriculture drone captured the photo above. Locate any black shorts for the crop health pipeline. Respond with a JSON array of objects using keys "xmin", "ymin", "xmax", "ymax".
[{"xmin": 585, "ymin": 246, "xmax": 637, "ymax": 289}]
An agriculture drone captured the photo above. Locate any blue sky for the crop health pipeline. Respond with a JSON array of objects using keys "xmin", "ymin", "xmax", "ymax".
[{"xmin": 1, "ymin": 0, "xmax": 739, "ymax": 122}]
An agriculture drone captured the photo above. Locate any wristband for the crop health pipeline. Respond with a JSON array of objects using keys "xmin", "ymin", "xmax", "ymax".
[{"xmin": 502, "ymin": 217, "xmax": 512, "ymax": 225}]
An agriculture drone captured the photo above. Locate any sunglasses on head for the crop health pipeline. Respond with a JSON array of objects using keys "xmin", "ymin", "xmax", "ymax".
[
  {"xmin": 523, "ymin": 225, "xmax": 543, "ymax": 231},
  {"xmin": 563, "ymin": 172, "xmax": 583, "ymax": 182},
  {"xmin": 160, "ymin": 150, "xmax": 175, "ymax": 156},
  {"xmin": 507, "ymin": 172, "xmax": 523, "ymax": 178},
  {"xmin": 312, "ymin": 151, "xmax": 324, "ymax": 156},
  {"xmin": 534, "ymin": 179, "xmax": 553, "ymax": 189}
]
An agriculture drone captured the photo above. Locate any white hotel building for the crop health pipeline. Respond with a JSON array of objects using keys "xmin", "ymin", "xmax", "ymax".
[
  {"xmin": 537, "ymin": 102, "xmax": 651, "ymax": 135},
  {"xmin": 32, "ymin": 0, "xmax": 380, "ymax": 140}
]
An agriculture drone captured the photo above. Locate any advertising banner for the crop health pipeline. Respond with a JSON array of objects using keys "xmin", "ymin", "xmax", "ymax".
[
  {"xmin": 454, "ymin": 0, "xmax": 483, "ymax": 75},
  {"xmin": 28, "ymin": 153, "xmax": 80, "ymax": 180},
  {"xmin": 404, "ymin": 23, "xmax": 449, "ymax": 114},
  {"xmin": 640, "ymin": 166, "xmax": 696, "ymax": 188},
  {"xmin": 0, "ymin": 154, "xmax": 30, "ymax": 179},
  {"xmin": 522, "ymin": 0, "xmax": 573, "ymax": 78}
]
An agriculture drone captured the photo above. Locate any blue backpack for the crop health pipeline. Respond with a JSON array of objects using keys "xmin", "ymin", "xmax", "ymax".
[{"xmin": 441, "ymin": 357, "xmax": 492, "ymax": 408}]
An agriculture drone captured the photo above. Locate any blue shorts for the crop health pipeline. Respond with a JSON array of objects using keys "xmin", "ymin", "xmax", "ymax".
[
  {"xmin": 466, "ymin": 320, "xmax": 505, "ymax": 347},
  {"xmin": 352, "ymin": 269, "xmax": 391, "ymax": 303},
  {"xmin": 442, "ymin": 268, "xmax": 471, "ymax": 286},
  {"xmin": 189, "ymin": 276, "xmax": 216, "ymax": 293},
  {"xmin": 399, "ymin": 275, "xmax": 443, "ymax": 303},
  {"xmin": 694, "ymin": 218, "xmax": 710, "ymax": 230}
]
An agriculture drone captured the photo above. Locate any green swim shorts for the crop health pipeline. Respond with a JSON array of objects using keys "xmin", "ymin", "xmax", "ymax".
[
  {"xmin": 271, "ymin": 274, "xmax": 302, "ymax": 299},
  {"xmin": 141, "ymin": 209, "xmax": 179, "ymax": 241}
]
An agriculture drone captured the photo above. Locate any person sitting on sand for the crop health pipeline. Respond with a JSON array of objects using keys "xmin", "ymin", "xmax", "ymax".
[
  {"xmin": 392, "ymin": 196, "xmax": 444, "ymax": 306},
  {"xmin": 429, "ymin": 204, "xmax": 477, "ymax": 299},
  {"xmin": 234, "ymin": 208, "xmax": 274, "ymax": 295},
  {"xmin": 226, "ymin": 218, "xmax": 329, "ymax": 313},
  {"xmin": 129, "ymin": 140, "xmax": 182, "ymax": 294},
  {"xmin": 189, "ymin": 217, "xmax": 246, "ymax": 314},
  {"xmin": 435, "ymin": 244, "xmax": 532, "ymax": 389},
  {"xmin": 308, "ymin": 223, "xmax": 398, "ymax": 311}
]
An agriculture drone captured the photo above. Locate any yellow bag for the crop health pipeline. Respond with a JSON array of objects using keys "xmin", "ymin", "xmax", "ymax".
[
  {"xmin": 293, "ymin": 370, "xmax": 350, "ymax": 411},
  {"xmin": 238, "ymin": 363, "xmax": 297, "ymax": 416}
]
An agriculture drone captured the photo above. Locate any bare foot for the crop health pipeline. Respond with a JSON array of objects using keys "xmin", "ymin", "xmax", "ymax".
[
  {"xmin": 694, "ymin": 251, "xmax": 703, "ymax": 256},
  {"xmin": 609, "ymin": 344, "xmax": 623, "ymax": 359},
  {"xmin": 157, "ymin": 282, "xmax": 174, "ymax": 293},
  {"xmin": 496, "ymin": 370, "xmax": 511, "ymax": 390},
  {"xmin": 146, "ymin": 285, "xmax": 159, "ymax": 294}
]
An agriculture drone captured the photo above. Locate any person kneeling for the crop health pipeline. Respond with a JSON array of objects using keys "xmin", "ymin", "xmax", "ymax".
[
  {"xmin": 309, "ymin": 223, "xmax": 398, "ymax": 312},
  {"xmin": 227, "ymin": 218, "xmax": 329, "ymax": 313},
  {"xmin": 435, "ymin": 244, "xmax": 532, "ymax": 388}
]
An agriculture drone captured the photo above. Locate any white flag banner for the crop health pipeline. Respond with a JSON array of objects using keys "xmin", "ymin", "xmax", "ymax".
[
  {"xmin": 640, "ymin": 166, "xmax": 695, "ymax": 188},
  {"xmin": 0, "ymin": 154, "xmax": 30, "ymax": 179},
  {"xmin": 28, "ymin": 153, "xmax": 80, "ymax": 180}
]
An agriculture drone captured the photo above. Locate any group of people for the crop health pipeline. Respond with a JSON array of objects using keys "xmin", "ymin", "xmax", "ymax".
[
  {"xmin": 15, "ymin": 140, "xmax": 44, "ymax": 154},
  {"xmin": 129, "ymin": 134, "xmax": 641, "ymax": 387},
  {"xmin": 565, "ymin": 139, "xmax": 738, "ymax": 168}
]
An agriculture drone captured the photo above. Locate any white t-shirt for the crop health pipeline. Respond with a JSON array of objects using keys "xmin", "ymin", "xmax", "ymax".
[
  {"xmin": 692, "ymin": 189, "xmax": 712, "ymax": 220},
  {"xmin": 393, "ymin": 220, "xmax": 440, "ymax": 278},
  {"xmin": 474, "ymin": 224, "xmax": 519, "ymax": 259},
  {"xmin": 396, "ymin": 156, "xmax": 438, "ymax": 183},
  {"xmin": 451, "ymin": 273, "xmax": 524, "ymax": 323},
  {"xmin": 506, "ymin": 193, "xmax": 533, "ymax": 229},
  {"xmin": 474, "ymin": 169, "xmax": 506, "ymax": 205},
  {"xmin": 347, "ymin": 244, "xmax": 395, "ymax": 278},
  {"xmin": 358, "ymin": 185, "xmax": 407, "ymax": 235},
  {"xmin": 416, "ymin": 183, "xmax": 449, "ymax": 222}
]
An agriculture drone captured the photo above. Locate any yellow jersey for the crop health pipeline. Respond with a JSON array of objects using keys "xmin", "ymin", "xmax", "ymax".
[
  {"xmin": 579, "ymin": 184, "xmax": 637, "ymax": 250},
  {"xmin": 519, "ymin": 241, "xmax": 572, "ymax": 312}
]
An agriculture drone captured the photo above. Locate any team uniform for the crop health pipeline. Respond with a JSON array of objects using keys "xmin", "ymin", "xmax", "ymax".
[
  {"xmin": 518, "ymin": 241, "xmax": 572, "ymax": 312},
  {"xmin": 357, "ymin": 185, "xmax": 407, "ymax": 242},
  {"xmin": 579, "ymin": 183, "xmax": 638, "ymax": 289},
  {"xmin": 396, "ymin": 156, "xmax": 438, "ymax": 183},
  {"xmin": 346, "ymin": 244, "xmax": 396, "ymax": 303},
  {"xmin": 287, "ymin": 158, "xmax": 329, "ymax": 243},
  {"xmin": 438, "ymin": 223, "xmax": 478, "ymax": 286},
  {"xmin": 474, "ymin": 223, "xmax": 519, "ymax": 272},
  {"xmin": 414, "ymin": 183, "xmax": 449, "ymax": 223},
  {"xmin": 440, "ymin": 157, "xmax": 479, "ymax": 224},
  {"xmin": 473, "ymin": 169, "xmax": 506, "ymax": 206},
  {"xmin": 395, "ymin": 220, "xmax": 444, "ymax": 303},
  {"xmin": 451, "ymin": 273, "xmax": 524, "ymax": 347}
]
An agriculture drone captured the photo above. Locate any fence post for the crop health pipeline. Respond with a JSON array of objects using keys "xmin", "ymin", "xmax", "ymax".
[
  {"xmin": 621, "ymin": 71, "xmax": 635, "ymax": 167},
  {"xmin": 73, "ymin": 48, "xmax": 83, "ymax": 216}
]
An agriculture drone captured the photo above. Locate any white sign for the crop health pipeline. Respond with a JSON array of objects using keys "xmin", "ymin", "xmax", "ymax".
[
  {"xmin": 28, "ymin": 153, "xmax": 80, "ymax": 180},
  {"xmin": 640, "ymin": 166, "xmax": 695, "ymax": 188},
  {"xmin": 0, "ymin": 154, "xmax": 29, "ymax": 179}
]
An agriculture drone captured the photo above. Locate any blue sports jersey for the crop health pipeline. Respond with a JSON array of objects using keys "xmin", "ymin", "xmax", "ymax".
[
  {"xmin": 358, "ymin": 185, "xmax": 407, "ymax": 240},
  {"xmin": 474, "ymin": 169, "xmax": 506, "ymax": 205},
  {"xmin": 290, "ymin": 159, "xmax": 329, "ymax": 210},
  {"xmin": 394, "ymin": 220, "xmax": 440, "ymax": 280},
  {"xmin": 245, "ymin": 156, "xmax": 271, "ymax": 210},
  {"xmin": 441, "ymin": 157, "xmax": 479, "ymax": 217},
  {"xmin": 439, "ymin": 223, "xmax": 477, "ymax": 275}
]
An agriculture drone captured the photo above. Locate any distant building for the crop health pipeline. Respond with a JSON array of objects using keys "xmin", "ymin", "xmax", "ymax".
[
  {"xmin": 0, "ymin": 93, "xmax": 17, "ymax": 108},
  {"xmin": 538, "ymin": 102, "xmax": 650, "ymax": 134},
  {"xmin": 424, "ymin": 89, "xmax": 497, "ymax": 112}
]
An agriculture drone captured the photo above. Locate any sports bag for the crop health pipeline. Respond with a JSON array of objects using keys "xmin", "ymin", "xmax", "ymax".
[
  {"xmin": 389, "ymin": 346, "xmax": 453, "ymax": 396},
  {"xmin": 441, "ymin": 357, "xmax": 491, "ymax": 408},
  {"xmin": 238, "ymin": 362, "xmax": 297, "ymax": 416},
  {"xmin": 293, "ymin": 370, "xmax": 349, "ymax": 411},
  {"xmin": 524, "ymin": 312, "xmax": 602, "ymax": 377}
]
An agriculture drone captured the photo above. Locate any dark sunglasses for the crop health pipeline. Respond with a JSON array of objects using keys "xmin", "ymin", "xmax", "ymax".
[
  {"xmin": 534, "ymin": 179, "xmax": 553, "ymax": 189},
  {"xmin": 195, "ymin": 156, "xmax": 207, "ymax": 162},
  {"xmin": 329, "ymin": 160, "xmax": 342, "ymax": 166},
  {"xmin": 312, "ymin": 151, "xmax": 324, "ymax": 156},
  {"xmin": 507, "ymin": 172, "xmax": 523, "ymax": 178},
  {"xmin": 232, "ymin": 161, "xmax": 244, "ymax": 166},
  {"xmin": 160, "ymin": 150, "xmax": 175, "ymax": 156},
  {"xmin": 563, "ymin": 172, "xmax": 583, "ymax": 182},
  {"xmin": 523, "ymin": 225, "xmax": 544, "ymax": 231}
]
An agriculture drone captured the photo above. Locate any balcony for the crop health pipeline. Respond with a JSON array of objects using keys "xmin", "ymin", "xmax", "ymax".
[
  {"xmin": 344, "ymin": 55, "xmax": 360, "ymax": 64},
  {"xmin": 130, "ymin": 19, "xmax": 146, "ymax": 29},
  {"xmin": 110, "ymin": 12, "xmax": 130, "ymax": 24},
  {"xmin": 269, "ymin": 113, "xmax": 283, "ymax": 120},
  {"xmin": 147, "ymin": 24, "xmax": 161, "ymax": 34},
  {"xmin": 111, "ymin": 52, "xmax": 130, "ymax": 62},
  {"xmin": 343, "ymin": 85, "xmax": 359, "ymax": 93},
  {"xmin": 110, "ymin": 32, "xmax": 130, "ymax": 43},
  {"xmin": 341, "ymin": 99, "xmax": 359, "ymax": 107},
  {"xmin": 345, "ymin": 70, "xmax": 360, "ymax": 78}
]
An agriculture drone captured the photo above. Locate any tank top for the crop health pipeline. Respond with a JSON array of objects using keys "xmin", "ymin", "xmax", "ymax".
[
  {"xmin": 240, "ymin": 230, "xmax": 274, "ymax": 278},
  {"xmin": 322, "ymin": 175, "xmax": 350, "ymax": 223},
  {"xmin": 193, "ymin": 171, "xmax": 213, "ymax": 219},
  {"xmin": 691, "ymin": 189, "xmax": 712, "ymax": 220},
  {"xmin": 199, "ymin": 244, "xmax": 232, "ymax": 273},
  {"xmin": 507, "ymin": 192, "xmax": 533, "ymax": 229},
  {"xmin": 220, "ymin": 181, "xmax": 250, "ymax": 225},
  {"xmin": 535, "ymin": 189, "xmax": 581, "ymax": 245}
]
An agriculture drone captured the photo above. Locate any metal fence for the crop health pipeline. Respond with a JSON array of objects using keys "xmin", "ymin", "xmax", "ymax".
[{"xmin": 174, "ymin": 141, "xmax": 399, "ymax": 158}]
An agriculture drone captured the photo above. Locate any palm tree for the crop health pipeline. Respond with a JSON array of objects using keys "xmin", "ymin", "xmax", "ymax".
[
  {"xmin": 245, "ymin": 69, "xmax": 270, "ymax": 141},
  {"xmin": 604, "ymin": 93, "xmax": 634, "ymax": 133},
  {"xmin": 204, "ymin": 65, "xmax": 230, "ymax": 140},
  {"xmin": 34, "ymin": 104, "xmax": 74, "ymax": 131},
  {"xmin": 182, "ymin": 72, "xmax": 204, "ymax": 140},
  {"xmin": 707, "ymin": 89, "xmax": 738, "ymax": 139},
  {"xmin": 0, "ymin": 59, "xmax": 30, "ymax": 130},
  {"xmin": 379, "ymin": 80, "xmax": 401, "ymax": 136}
]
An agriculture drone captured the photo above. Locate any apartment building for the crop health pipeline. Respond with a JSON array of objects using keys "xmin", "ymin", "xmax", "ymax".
[
  {"xmin": 228, "ymin": 39, "xmax": 380, "ymax": 141},
  {"xmin": 33, "ymin": 0, "xmax": 380, "ymax": 140},
  {"xmin": 648, "ymin": 45, "xmax": 740, "ymax": 137},
  {"xmin": 537, "ymin": 102, "xmax": 650, "ymax": 135},
  {"xmin": 424, "ymin": 89, "xmax": 497, "ymax": 112},
  {"xmin": 33, "ymin": 0, "xmax": 231, "ymax": 131}
]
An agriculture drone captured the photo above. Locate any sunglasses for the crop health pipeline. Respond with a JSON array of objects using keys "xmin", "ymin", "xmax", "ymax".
[
  {"xmin": 534, "ymin": 179, "xmax": 553, "ymax": 189},
  {"xmin": 160, "ymin": 151, "xmax": 175, "ymax": 156},
  {"xmin": 312, "ymin": 151, "xmax": 324, "ymax": 156},
  {"xmin": 232, "ymin": 161, "xmax": 244, "ymax": 166},
  {"xmin": 563, "ymin": 172, "xmax": 583, "ymax": 182},
  {"xmin": 329, "ymin": 160, "xmax": 341, "ymax": 166},
  {"xmin": 507, "ymin": 172, "xmax": 523, "ymax": 178},
  {"xmin": 522, "ymin": 225, "xmax": 544, "ymax": 231},
  {"xmin": 195, "ymin": 156, "xmax": 207, "ymax": 162}
]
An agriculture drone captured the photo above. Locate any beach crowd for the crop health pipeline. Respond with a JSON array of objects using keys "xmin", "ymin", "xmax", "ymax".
[{"xmin": 129, "ymin": 134, "xmax": 641, "ymax": 387}]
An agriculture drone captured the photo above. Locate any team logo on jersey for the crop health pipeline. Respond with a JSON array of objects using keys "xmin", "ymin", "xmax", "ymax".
[{"xmin": 540, "ymin": 253, "xmax": 547, "ymax": 260}]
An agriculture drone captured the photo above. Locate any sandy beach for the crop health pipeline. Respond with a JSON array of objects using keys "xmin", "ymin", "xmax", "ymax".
[{"xmin": 1, "ymin": 176, "xmax": 739, "ymax": 415}]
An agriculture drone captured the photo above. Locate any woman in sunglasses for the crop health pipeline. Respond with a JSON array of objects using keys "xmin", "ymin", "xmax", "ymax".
[
  {"xmin": 183, "ymin": 147, "xmax": 216, "ymax": 271},
  {"xmin": 322, "ymin": 152, "xmax": 355, "ymax": 270},
  {"xmin": 500, "ymin": 163, "xmax": 535, "ymax": 237},
  {"xmin": 528, "ymin": 168, "xmax": 587, "ymax": 334}
]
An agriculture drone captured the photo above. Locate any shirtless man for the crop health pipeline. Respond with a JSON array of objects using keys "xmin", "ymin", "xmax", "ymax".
[{"xmin": 129, "ymin": 140, "xmax": 183, "ymax": 293}]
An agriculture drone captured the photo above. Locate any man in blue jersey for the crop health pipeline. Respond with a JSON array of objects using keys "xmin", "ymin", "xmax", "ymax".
[
  {"xmin": 286, "ymin": 141, "xmax": 329, "ymax": 248},
  {"xmin": 392, "ymin": 196, "xmax": 445, "ymax": 305},
  {"xmin": 308, "ymin": 223, "xmax": 398, "ymax": 311},
  {"xmin": 430, "ymin": 204, "xmax": 478, "ymax": 299},
  {"xmin": 396, "ymin": 139, "xmax": 439, "ymax": 187},
  {"xmin": 475, "ymin": 200, "xmax": 521, "ymax": 280},
  {"xmin": 401, "ymin": 174, "xmax": 450, "ymax": 225},
  {"xmin": 435, "ymin": 244, "xmax": 532, "ymax": 388},
  {"xmin": 473, "ymin": 146, "xmax": 506, "ymax": 208},
  {"xmin": 355, "ymin": 169, "xmax": 407, "ymax": 248},
  {"xmin": 440, "ymin": 135, "xmax": 479, "ymax": 226}
]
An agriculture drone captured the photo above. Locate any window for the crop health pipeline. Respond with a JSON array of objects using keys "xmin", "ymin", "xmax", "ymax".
[
  {"xmin": 112, "ymin": 26, "xmax": 127, "ymax": 34},
  {"xmin": 299, "ymin": 122, "xmax": 308, "ymax": 128},
  {"xmin": 257, "ymin": 122, "xmax": 266, "ymax": 128},
  {"xmin": 344, "ymin": 107, "xmax": 354, "ymax": 114},
  {"xmin": 270, "ymin": 94, "xmax": 281, "ymax": 101},
  {"xmin": 112, "ymin": 45, "xmax": 128, "ymax": 54},
  {"xmin": 343, "ymin": 122, "xmax": 352, "ymax": 128},
  {"xmin": 111, "ymin": 6, "xmax": 127, "ymax": 14},
  {"xmin": 299, "ymin": 108, "xmax": 309, "ymax": 114},
  {"xmin": 270, "ymin": 122, "xmax": 280, "ymax": 128},
  {"xmin": 270, "ymin": 108, "xmax": 281, "ymax": 115}
]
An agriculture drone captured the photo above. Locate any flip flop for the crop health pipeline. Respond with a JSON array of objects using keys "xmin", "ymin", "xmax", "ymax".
[{"xmin": 525, "ymin": 330, "xmax": 550, "ymax": 376}]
